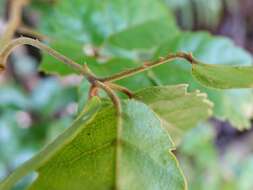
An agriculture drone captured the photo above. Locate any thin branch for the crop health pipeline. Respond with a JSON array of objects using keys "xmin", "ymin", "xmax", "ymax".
[
  {"xmin": 0, "ymin": 37, "xmax": 90, "ymax": 75},
  {"xmin": 95, "ymin": 81, "xmax": 122, "ymax": 190},
  {"xmin": 100, "ymin": 52, "xmax": 197, "ymax": 82},
  {"xmin": 95, "ymin": 81, "xmax": 122, "ymax": 117},
  {"xmin": 17, "ymin": 26, "xmax": 49, "ymax": 40},
  {"xmin": 0, "ymin": 0, "xmax": 28, "ymax": 48},
  {"xmin": 107, "ymin": 83, "xmax": 133, "ymax": 98}
]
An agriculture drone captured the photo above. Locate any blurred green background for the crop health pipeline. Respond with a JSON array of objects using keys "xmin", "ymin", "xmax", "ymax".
[{"xmin": 1, "ymin": 0, "xmax": 253, "ymax": 189}]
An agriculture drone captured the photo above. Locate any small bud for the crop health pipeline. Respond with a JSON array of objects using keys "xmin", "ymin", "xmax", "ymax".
[{"xmin": 0, "ymin": 64, "xmax": 5, "ymax": 72}]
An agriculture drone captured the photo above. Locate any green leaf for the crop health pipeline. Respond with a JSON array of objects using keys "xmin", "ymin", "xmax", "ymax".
[
  {"xmin": 105, "ymin": 18, "xmax": 178, "ymax": 51},
  {"xmin": 34, "ymin": 0, "xmax": 177, "ymax": 45},
  {"xmin": 134, "ymin": 84, "xmax": 213, "ymax": 143},
  {"xmin": 192, "ymin": 62, "xmax": 253, "ymax": 89},
  {"xmin": 1, "ymin": 99, "xmax": 186, "ymax": 190},
  {"xmin": 152, "ymin": 32, "xmax": 253, "ymax": 129},
  {"xmin": 0, "ymin": 97, "xmax": 101, "ymax": 190},
  {"xmin": 32, "ymin": 0, "xmax": 178, "ymax": 75},
  {"xmin": 38, "ymin": 40, "xmax": 84, "ymax": 75}
]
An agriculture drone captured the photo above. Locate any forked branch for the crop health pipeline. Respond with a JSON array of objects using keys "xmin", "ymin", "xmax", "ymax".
[{"xmin": 95, "ymin": 81, "xmax": 122, "ymax": 117}]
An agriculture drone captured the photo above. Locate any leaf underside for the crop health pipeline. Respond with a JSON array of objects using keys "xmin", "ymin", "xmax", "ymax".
[
  {"xmin": 134, "ymin": 84, "xmax": 213, "ymax": 143},
  {"xmin": 1, "ymin": 98, "xmax": 187, "ymax": 190},
  {"xmin": 192, "ymin": 62, "xmax": 253, "ymax": 89},
  {"xmin": 29, "ymin": 100, "xmax": 186, "ymax": 190}
]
